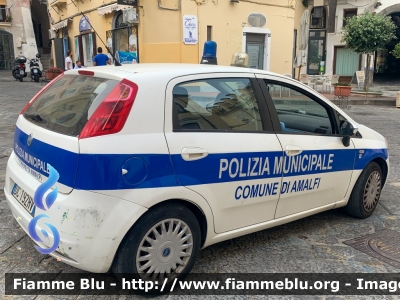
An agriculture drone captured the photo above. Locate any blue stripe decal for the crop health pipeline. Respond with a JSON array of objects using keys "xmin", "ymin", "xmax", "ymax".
[
  {"xmin": 170, "ymin": 148, "xmax": 388, "ymax": 187},
  {"xmin": 75, "ymin": 154, "xmax": 178, "ymax": 190},
  {"xmin": 14, "ymin": 126, "xmax": 388, "ymax": 191},
  {"xmin": 14, "ymin": 127, "xmax": 78, "ymax": 188},
  {"xmin": 354, "ymin": 148, "xmax": 388, "ymax": 170}
]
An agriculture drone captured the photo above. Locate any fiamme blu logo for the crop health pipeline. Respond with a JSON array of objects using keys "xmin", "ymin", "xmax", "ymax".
[{"xmin": 28, "ymin": 165, "xmax": 61, "ymax": 255}]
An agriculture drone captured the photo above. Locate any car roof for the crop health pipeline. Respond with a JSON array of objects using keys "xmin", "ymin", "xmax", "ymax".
[{"xmin": 82, "ymin": 63, "xmax": 287, "ymax": 78}]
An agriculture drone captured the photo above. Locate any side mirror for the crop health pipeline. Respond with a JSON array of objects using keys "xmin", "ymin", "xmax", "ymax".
[{"xmin": 340, "ymin": 120, "xmax": 358, "ymax": 147}]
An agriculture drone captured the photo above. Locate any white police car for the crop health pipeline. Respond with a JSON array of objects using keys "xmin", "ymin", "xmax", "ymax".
[{"xmin": 5, "ymin": 63, "xmax": 388, "ymax": 280}]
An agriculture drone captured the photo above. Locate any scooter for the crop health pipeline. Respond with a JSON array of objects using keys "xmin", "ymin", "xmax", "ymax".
[
  {"xmin": 29, "ymin": 54, "xmax": 42, "ymax": 82},
  {"xmin": 12, "ymin": 56, "xmax": 27, "ymax": 82}
]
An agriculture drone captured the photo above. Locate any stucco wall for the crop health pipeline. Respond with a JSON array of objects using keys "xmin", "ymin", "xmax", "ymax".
[
  {"xmin": 0, "ymin": 0, "xmax": 39, "ymax": 70},
  {"xmin": 195, "ymin": 0, "xmax": 299, "ymax": 73},
  {"xmin": 48, "ymin": 0, "xmax": 300, "ymax": 74}
]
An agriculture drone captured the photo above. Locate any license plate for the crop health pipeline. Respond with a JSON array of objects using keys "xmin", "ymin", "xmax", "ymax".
[
  {"xmin": 12, "ymin": 183, "xmax": 35, "ymax": 215},
  {"xmin": 33, "ymin": 69, "xmax": 38, "ymax": 73},
  {"xmin": 19, "ymin": 70, "xmax": 24, "ymax": 75}
]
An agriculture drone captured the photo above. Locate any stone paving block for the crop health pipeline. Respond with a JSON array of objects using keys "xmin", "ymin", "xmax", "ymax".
[
  {"xmin": 311, "ymin": 245, "xmax": 386, "ymax": 264},
  {"xmin": 78, "ymin": 293, "xmax": 148, "ymax": 299},
  {"xmin": 0, "ymin": 262, "xmax": 17, "ymax": 278},
  {"xmin": 0, "ymin": 212, "xmax": 21, "ymax": 230},
  {"xmin": 0, "ymin": 235, "xmax": 55, "ymax": 268},
  {"xmin": 316, "ymin": 259, "xmax": 390, "ymax": 273},
  {"xmin": 36, "ymin": 296, "xmax": 79, "ymax": 300},
  {"xmin": 0, "ymin": 229, "xmax": 26, "ymax": 254},
  {"xmin": 325, "ymin": 296, "xmax": 395, "ymax": 300},
  {"xmin": 377, "ymin": 187, "xmax": 400, "ymax": 215}
]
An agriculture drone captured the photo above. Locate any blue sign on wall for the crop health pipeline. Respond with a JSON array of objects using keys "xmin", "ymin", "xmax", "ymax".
[
  {"xmin": 117, "ymin": 51, "xmax": 138, "ymax": 64},
  {"xmin": 79, "ymin": 16, "xmax": 91, "ymax": 32}
]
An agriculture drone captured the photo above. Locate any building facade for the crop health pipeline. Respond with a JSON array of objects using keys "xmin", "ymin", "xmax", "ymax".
[
  {"xmin": 323, "ymin": 0, "xmax": 374, "ymax": 82},
  {"xmin": 47, "ymin": 0, "xmax": 305, "ymax": 75},
  {"xmin": 0, "ymin": 0, "xmax": 51, "ymax": 71},
  {"xmin": 299, "ymin": 0, "xmax": 400, "ymax": 83}
]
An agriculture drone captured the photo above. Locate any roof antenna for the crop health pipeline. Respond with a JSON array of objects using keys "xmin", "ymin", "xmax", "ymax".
[{"xmin": 80, "ymin": 12, "xmax": 121, "ymax": 66}]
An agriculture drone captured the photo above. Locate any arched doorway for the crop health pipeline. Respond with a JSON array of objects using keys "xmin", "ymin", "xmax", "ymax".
[
  {"xmin": 0, "ymin": 29, "xmax": 14, "ymax": 70},
  {"xmin": 106, "ymin": 11, "xmax": 139, "ymax": 63},
  {"xmin": 375, "ymin": 8, "xmax": 400, "ymax": 83}
]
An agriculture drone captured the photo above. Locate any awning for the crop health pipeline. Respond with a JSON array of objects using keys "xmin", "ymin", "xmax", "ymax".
[
  {"xmin": 98, "ymin": 3, "xmax": 132, "ymax": 16},
  {"xmin": 49, "ymin": 0, "xmax": 67, "ymax": 5},
  {"xmin": 52, "ymin": 19, "xmax": 68, "ymax": 30}
]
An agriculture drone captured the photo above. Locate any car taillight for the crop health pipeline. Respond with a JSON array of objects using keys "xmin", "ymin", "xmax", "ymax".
[
  {"xmin": 78, "ymin": 70, "xmax": 94, "ymax": 76},
  {"xmin": 79, "ymin": 78, "xmax": 138, "ymax": 139},
  {"xmin": 20, "ymin": 73, "xmax": 64, "ymax": 114}
]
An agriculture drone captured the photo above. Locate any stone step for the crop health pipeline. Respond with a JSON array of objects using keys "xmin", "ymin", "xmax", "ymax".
[
  {"xmin": 41, "ymin": 61, "xmax": 50, "ymax": 67},
  {"xmin": 40, "ymin": 58, "xmax": 51, "ymax": 70}
]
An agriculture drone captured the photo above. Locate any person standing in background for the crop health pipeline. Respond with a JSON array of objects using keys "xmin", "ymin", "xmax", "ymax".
[
  {"xmin": 74, "ymin": 61, "xmax": 84, "ymax": 69},
  {"xmin": 65, "ymin": 50, "xmax": 73, "ymax": 71},
  {"xmin": 107, "ymin": 47, "xmax": 114, "ymax": 65},
  {"xmin": 93, "ymin": 47, "xmax": 110, "ymax": 66},
  {"xmin": 106, "ymin": 38, "xmax": 114, "ymax": 65}
]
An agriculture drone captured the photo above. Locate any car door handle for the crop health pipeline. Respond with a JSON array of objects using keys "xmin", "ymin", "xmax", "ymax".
[
  {"xmin": 181, "ymin": 147, "xmax": 208, "ymax": 161},
  {"xmin": 285, "ymin": 145, "xmax": 303, "ymax": 156}
]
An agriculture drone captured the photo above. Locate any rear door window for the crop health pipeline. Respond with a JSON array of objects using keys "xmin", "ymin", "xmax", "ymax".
[
  {"xmin": 24, "ymin": 75, "xmax": 119, "ymax": 136},
  {"xmin": 172, "ymin": 78, "xmax": 264, "ymax": 132}
]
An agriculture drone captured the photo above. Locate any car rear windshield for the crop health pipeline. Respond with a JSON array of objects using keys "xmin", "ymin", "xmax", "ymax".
[{"xmin": 23, "ymin": 75, "xmax": 119, "ymax": 136}]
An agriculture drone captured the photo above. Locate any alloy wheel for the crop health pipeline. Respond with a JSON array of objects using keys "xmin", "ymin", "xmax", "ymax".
[{"xmin": 363, "ymin": 170, "xmax": 381, "ymax": 212}]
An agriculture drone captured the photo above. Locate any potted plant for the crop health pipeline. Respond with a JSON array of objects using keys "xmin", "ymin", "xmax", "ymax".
[
  {"xmin": 45, "ymin": 67, "xmax": 64, "ymax": 80},
  {"xmin": 333, "ymin": 83, "xmax": 352, "ymax": 97},
  {"xmin": 5, "ymin": 15, "xmax": 12, "ymax": 22}
]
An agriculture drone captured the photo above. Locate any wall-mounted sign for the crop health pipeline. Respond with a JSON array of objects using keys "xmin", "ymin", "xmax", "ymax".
[
  {"xmin": 116, "ymin": 51, "xmax": 138, "ymax": 64},
  {"xmin": 183, "ymin": 15, "xmax": 198, "ymax": 45},
  {"xmin": 117, "ymin": 0, "xmax": 137, "ymax": 6},
  {"xmin": 79, "ymin": 15, "xmax": 91, "ymax": 32}
]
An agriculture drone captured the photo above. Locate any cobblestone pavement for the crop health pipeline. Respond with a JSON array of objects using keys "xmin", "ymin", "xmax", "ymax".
[{"xmin": 1, "ymin": 78, "xmax": 400, "ymax": 299}]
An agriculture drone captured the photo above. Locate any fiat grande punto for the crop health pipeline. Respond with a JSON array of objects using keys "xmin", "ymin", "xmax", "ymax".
[{"xmin": 5, "ymin": 64, "xmax": 389, "ymax": 281}]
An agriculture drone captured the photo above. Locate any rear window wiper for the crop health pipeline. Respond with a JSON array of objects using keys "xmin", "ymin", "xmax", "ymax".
[{"xmin": 24, "ymin": 113, "xmax": 46, "ymax": 123}]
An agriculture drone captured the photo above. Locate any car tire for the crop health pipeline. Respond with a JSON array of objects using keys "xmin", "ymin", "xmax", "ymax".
[
  {"xmin": 112, "ymin": 202, "xmax": 201, "ymax": 285},
  {"xmin": 344, "ymin": 161, "xmax": 383, "ymax": 219}
]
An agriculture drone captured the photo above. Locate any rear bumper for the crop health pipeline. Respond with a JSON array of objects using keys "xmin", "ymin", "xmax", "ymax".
[{"xmin": 5, "ymin": 152, "xmax": 148, "ymax": 273}]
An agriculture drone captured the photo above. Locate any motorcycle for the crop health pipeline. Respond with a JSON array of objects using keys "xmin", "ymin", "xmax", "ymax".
[
  {"xmin": 12, "ymin": 56, "xmax": 27, "ymax": 82},
  {"xmin": 29, "ymin": 54, "xmax": 42, "ymax": 82}
]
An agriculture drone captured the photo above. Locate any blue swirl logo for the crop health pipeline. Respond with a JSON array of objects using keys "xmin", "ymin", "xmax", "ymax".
[{"xmin": 28, "ymin": 165, "xmax": 60, "ymax": 254}]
